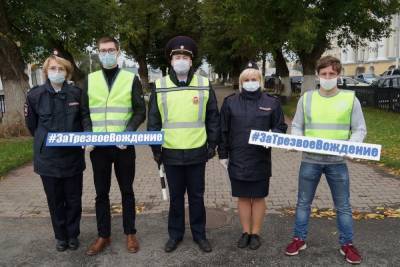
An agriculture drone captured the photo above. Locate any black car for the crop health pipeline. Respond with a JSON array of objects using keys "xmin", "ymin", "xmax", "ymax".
[{"xmin": 372, "ymin": 75, "xmax": 400, "ymax": 89}]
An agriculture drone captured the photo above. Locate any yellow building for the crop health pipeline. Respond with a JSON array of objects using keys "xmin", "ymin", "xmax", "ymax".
[{"xmin": 325, "ymin": 14, "xmax": 400, "ymax": 77}]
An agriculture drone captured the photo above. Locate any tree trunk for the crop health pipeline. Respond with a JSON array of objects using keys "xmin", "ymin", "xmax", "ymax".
[
  {"xmin": 261, "ymin": 51, "xmax": 267, "ymax": 78},
  {"xmin": 273, "ymin": 48, "xmax": 291, "ymax": 97},
  {"xmin": 52, "ymin": 42, "xmax": 85, "ymax": 88},
  {"xmin": 298, "ymin": 41, "xmax": 327, "ymax": 95},
  {"xmin": 0, "ymin": 0, "xmax": 30, "ymax": 134},
  {"xmin": 137, "ymin": 56, "xmax": 150, "ymax": 93},
  {"xmin": 161, "ymin": 66, "xmax": 167, "ymax": 76}
]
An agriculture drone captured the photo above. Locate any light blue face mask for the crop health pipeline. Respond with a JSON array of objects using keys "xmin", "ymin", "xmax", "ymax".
[
  {"xmin": 48, "ymin": 71, "xmax": 66, "ymax": 84},
  {"xmin": 242, "ymin": 81, "xmax": 260, "ymax": 92},
  {"xmin": 99, "ymin": 53, "xmax": 118, "ymax": 69}
]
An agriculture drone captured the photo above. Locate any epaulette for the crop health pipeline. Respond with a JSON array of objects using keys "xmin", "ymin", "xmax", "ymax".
[
  {"xmin": 263, "ymin": 92, "xmax": 279, "ymax": 99},
  {"xmin": 26, "ymin": 85, "xmax": 40, "ymax": 95},
  {"xmin": 224, "ymin": 92, "xmax": 237, "ymax": 100}
]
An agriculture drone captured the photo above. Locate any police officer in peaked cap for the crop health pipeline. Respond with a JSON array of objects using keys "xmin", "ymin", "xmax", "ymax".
[{"xmin": 147, "ymin": 36, "xmax": 220, "ymax": 253}]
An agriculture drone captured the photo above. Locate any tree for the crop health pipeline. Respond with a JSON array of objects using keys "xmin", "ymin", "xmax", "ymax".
[
  {"xmin": 201, "ymin": 0, "xmax": 260, "ymax": 89},
  {"xmin": 5, "ymin": 0, "xmax": 115, "ymax": 86},
  {"xmin": 0, "ymin": 0, "xmax": 30, "ymax": 131},
  {"xmin": 285, "ymin": 0, "xmax": 400, "ymax": 93}
]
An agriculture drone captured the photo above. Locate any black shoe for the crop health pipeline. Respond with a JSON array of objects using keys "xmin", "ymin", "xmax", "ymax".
[
  {"xmin": 195, "ymin": 239, "xmax": 212, "ymax": 253},
  {"xmin": 164, "ymin": 238, "xmax": 181, "ymax": 253},
  {"xmin": 249, "ymin": 234, "xmax": 261, "ymax": 250},
  {"xmin": 56, "ymin": 240, "xmax": 68, "ymax": 252},
  {"xmin": 68, "ymin": 238, "xmax": 80, "ymax": 250},
  {"xmin": 237, "ymin": 233, "xmax": 250, "ymax": 248}
]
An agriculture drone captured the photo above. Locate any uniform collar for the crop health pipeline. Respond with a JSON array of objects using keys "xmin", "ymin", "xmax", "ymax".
[
  {"xmin": 240, "ymin": 88, "xmax": 262, "ymax": 100},
  {"xmin": 45, "ymin": 79, "xmax": 66, "ymax": 95},
  {"xmin": 168, "ymin": 68, "xmax": 195, "ymax": 87}
]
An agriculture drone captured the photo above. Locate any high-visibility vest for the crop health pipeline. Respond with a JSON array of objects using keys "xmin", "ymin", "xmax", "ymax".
[
  {"xmin": 303, "ymin": 90, "xmax": 355, "ymax": 140},
  {"xmin": 88, "ymin": 69, "xmax": 134, "ymax": 132},
  {"xmin": 155, "ymin": 74, "xmax": 209, "ymax": 149}
]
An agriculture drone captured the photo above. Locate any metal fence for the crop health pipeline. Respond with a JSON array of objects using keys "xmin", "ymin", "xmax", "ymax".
[{"xmin": 338, "ymin": 86, "xmax": 400, "ymax": 113}]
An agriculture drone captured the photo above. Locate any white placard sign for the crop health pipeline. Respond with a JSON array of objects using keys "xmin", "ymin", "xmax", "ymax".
[{"xmin": 248, "ymin": 130, "xmax": 381, "ymax": 161}]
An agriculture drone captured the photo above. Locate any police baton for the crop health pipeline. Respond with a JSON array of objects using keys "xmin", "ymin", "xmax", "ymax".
[{"xmin": 158, "ymin": 164, "xmax": 168, "ymax": 201}]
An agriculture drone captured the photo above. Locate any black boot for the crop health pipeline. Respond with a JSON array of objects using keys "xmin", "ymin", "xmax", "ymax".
[
  {"xmin": 237, "ymin": 233, "xmax": 250, "ymax": 248},
  {"xmin": 164, "ymin": 238, "xmax": 181, "ymax": 253},
  {"xmin": 195, "ymin": 239, "xmax": 212, "ymax": 253},
  {"xmin": 249, "ymin": 234, "xmax": 261, "ymax": 250},
  {"xmin": 56, "ymin": 240, "xmax": 68, "ymax": 252}
]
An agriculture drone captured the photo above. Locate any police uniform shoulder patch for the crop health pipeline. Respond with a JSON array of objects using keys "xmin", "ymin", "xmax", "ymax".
[
  {"xmin": 264, "ymin": 92, "xmax": 279, "ymax": 99},
  {"xmin": 27, "ymin": 85, "xmax": 39, "ymax": 93},
  {"xmin": 224, "ymin": 93, "xmax": 236, "ymax": 99}
]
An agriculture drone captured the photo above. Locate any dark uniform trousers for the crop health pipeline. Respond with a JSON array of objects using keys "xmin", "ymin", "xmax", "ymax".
[
  {"xmin": 90, "ymin": 146, "xmax": 136, "ymax": 238},
  {"xmin": 41, "ymin": 174, "xmax": 83, "ymax": 241},
  {"xmin": 164, "ymin": 163, "xmax": 206, "ymax": 241}
]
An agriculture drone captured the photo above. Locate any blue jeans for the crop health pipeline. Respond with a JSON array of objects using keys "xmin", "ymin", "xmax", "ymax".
[{"xmin": 293, "ymin": 162, "xmax": 353, "ymax": 245}]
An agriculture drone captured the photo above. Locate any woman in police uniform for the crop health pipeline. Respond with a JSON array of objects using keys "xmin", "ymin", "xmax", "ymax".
[
  {"xmin": 218, "ymin": 63, "xmax": 287, "ymax": 250},
  {"xmin": 25, "ymin": 51, "xmax": 90, "ymax": 251}
]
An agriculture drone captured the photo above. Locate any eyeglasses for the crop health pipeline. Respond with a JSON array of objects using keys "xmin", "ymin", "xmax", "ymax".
[
  {"xmin": 99, "ymin": 48, "xmax": 118, "ymax": 55},
  {"xmin": 48, "ymin": 66, "xmax": 66, "ymax": 72}
]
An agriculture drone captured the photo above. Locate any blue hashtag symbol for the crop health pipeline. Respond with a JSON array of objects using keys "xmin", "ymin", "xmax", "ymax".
[
  {"xmin": 48, "ymin": 133, "xmax": 57, "ymax": 143},
  {"xmin": 252, "ymin": 132, "xmax": 260, "ymax": 142}
]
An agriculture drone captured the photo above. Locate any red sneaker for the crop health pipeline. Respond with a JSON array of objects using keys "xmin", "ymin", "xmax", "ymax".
[
  {"xmin": 285, "ymin": 237, "xmax": 307, "ymax": 256},
  {"xmin": 340, "ymin": 243, "xmax": 362, "ymax": 264}
]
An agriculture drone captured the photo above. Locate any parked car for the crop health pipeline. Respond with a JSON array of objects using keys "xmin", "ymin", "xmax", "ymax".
[
  {"xmin": 355, "ymin": 73, "xmax": 377, "ymax": 84},
  {"xmin": 381, "ymin": 68, "xmax": 400, "ymax": 76},
  {"xmin": 290, "ymin": 76, "xmax": 303, "ymax": 93},
  {"xmin": 338, "ymin": 76, "xmax": 370, "ymax": 87},
  {"xmin": 371, "ymin": 75, "xmax": 400, "ymax": 89}
]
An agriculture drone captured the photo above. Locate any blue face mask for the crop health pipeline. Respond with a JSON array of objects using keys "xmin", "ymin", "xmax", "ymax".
[
  {"xmin": 242, "ymin": 81, "xmax": 260, "ymax": 92},
  {"xmin": 99, "ymin": 53, "xmax": 118, "ymax": 69},
  {"xmin": 48, "ymin": 71, "xmax": 66, "ymax": 84}
]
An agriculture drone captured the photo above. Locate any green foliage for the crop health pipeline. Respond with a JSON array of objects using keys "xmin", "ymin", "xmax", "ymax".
[
  {"xmin": 0, "ymin": 138, "xmax": 33, "ymax": 177},
  {"xmin": 5, "ymin": 0, "xmax": 116, "ymax": 65}
]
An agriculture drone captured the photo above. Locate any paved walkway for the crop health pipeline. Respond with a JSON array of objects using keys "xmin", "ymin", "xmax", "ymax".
[{"xmin": 0, "ymin": 86, "xmax": 399, "ymax": 217}]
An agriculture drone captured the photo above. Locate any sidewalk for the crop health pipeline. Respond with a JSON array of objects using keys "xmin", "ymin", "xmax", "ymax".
[
  {"xmin": 0, "ymin": 86, "xmax": 399, "ymax": 217},
  {"xmin": 1, "ymin": 214, "xmax": 399, "ymax": 266}
]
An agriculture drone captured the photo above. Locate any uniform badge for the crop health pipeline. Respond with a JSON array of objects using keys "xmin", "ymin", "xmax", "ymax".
[
  {"xmin": 68, "ymin": 102, "xmax": 79, "ymax": 106},
  {"xmin": 259, "ymin": 106, "xmax": 271, "ymax": 111},
  {"xmin": 193, "ymin": 96, "xmax": 199, "ymax": 104}
]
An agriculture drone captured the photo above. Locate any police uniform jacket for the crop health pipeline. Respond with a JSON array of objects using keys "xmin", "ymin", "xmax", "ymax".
[
  {"xmin": 25, "ymin": 80, "xmax": 88, "ymax": 178},
  {"xmin": 218, "ymin": 89, "xmax": 287, "ymax": 181},
  {"xmin": 147, "ymin": 69, "xmax": 220, "ymax": 165}
]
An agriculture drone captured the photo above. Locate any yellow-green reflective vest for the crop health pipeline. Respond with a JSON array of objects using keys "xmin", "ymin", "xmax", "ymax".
[
  {"xmin": 303, "ymin": 90, "xmax": 355, "ymax": 140},
  {"xmin": 88, "ymin": 70, "xmax": 134, "ymax": 132},
  {"xmin": 155, "ymin": 74, "xmax": 209, "ymax": 149}
]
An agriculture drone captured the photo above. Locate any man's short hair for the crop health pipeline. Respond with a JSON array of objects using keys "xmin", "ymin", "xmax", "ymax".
[
  {"xmin": 97, "ymin": 36, "xmax": 119, "ymax": 50},
  {"xmin": 316, "ymin": 56, "xmax": 342, "ymax": 74}
]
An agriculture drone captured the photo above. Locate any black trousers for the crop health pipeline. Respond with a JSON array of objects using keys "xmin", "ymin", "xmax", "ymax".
[
  {"xmin": 164, "ymin": 163, "xmax": 206, "ymax": 241},
  {"xmin": 41, "ymin": 174, "xmax": 83, "ymax": 241},
  {"xmin": 90, "ymin": 146, "xmax": 136, "ymax": 238}
]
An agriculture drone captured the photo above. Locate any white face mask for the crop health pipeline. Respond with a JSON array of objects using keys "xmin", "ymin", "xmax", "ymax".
[
  {"xmin": 242, "ymin": 81, "xmax": 260, "ymax": 92},
  {"xmin": 172, "ymin": 59, "xmax": 191, "ymax": 75},
  {"xmin": 48, "ymin": 71, "xmax": 66, "ymax": 84},
  {"xmin": 320, "ymin": 77, "xmax": 337, "ymax": 91}
]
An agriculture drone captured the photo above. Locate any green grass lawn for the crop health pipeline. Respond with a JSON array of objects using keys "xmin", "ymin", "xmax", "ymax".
[
  {"xmin": 282, "ymin": 97, "xmax": 400, "ymax": 173},
  {"xmin": 0, "ymin": 137, "xmax": 33, "ymax": 178}
]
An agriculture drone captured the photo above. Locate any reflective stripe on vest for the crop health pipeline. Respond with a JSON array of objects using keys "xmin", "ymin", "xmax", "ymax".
[
  {"xmin": 155, "ymin": 75, "xmax": 209, "ymax": 149},
  {"xmin": 303, "ymin": 90, "xmax": 354, "ymax": 140},
  {"xmin": 88, "ymin": 70, "xmax": 134, "ymax": 132}
]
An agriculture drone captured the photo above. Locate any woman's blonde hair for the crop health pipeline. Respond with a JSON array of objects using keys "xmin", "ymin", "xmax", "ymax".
[
  {"xmin": 238, "ymin": 68, "xmax": 263, "ymax": 91},
  {"xmin": 42, "ymin": 55, "xmax": 73, "ymax": 81}
]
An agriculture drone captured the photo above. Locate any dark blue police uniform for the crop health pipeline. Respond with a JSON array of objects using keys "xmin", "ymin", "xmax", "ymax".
[
  {"xmin": 25, "ymin": 80, "xmax": 88, "ymax": 242},
  {"xmin": 218, "ymin": 89, "xmax": 287, "ymax": 197}
]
